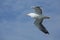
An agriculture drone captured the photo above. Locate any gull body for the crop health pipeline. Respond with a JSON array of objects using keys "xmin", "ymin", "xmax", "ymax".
[{"xmin": 27, "ymin": 6, "xmax": 50, "ymax": 34}]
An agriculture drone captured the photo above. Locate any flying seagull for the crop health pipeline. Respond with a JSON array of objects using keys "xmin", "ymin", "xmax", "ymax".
[{"xmin": 26, "ymin": 6, "xmax": 50, "ymax": 34}]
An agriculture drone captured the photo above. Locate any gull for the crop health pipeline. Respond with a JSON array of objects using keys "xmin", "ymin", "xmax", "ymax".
[{"xmin": 26, "ymin": 6, "xmax": 50, "ymax": 34}]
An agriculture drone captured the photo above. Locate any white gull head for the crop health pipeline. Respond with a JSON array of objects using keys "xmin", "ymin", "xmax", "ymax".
[{"xmin": 27, "ymin": 13, "xmax": 39, "ymax": 19}]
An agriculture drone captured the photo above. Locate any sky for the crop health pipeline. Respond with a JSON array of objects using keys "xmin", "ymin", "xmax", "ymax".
[{"xmin": 0, "ymin": 0, "xmax": 60, "ymax": 40}]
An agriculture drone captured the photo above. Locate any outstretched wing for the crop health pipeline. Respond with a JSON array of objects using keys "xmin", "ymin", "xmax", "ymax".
[
  {"xmin": 34, "ymin": 19, "xmax": 49, "ymax": 34},
  {"xmin": 33, "ymin": 6, "xmax": 42, "ymax": 15}
]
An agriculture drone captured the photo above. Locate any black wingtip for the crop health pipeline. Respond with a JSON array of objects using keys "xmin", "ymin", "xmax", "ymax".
[{"xmin": 45, "ymin": 32, "xmax": 49, "ymax": 35}]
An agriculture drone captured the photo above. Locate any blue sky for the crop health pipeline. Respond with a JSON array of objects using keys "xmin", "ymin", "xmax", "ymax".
[{"xmin": 0, "ymin": 0, "xmax": 60, "ymax": 40}]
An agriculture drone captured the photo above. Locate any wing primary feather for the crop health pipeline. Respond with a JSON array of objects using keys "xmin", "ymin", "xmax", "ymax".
[
  {"xmin": 39, "ymin": 23, "xmax": 49, "ymax": 34},
  {"xmin": 34, "ymin": 6, "xmax": 42, "ymax": 15},
  {"xmin": 34, "ymin": 19, "xmax": 49, "ymax": 34}
]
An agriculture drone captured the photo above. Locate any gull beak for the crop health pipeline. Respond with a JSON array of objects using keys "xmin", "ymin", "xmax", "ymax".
[{"xmin": 26, "ymin": 13, "xmax": 29, "ymax": 16}]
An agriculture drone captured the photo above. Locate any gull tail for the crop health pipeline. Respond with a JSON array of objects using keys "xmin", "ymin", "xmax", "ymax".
[{"xmin": 44, "ymin": 16, "xmax": 50, "ymax": 19}]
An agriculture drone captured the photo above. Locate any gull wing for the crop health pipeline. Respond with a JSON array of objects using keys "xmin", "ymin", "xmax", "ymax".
[
  {"xmin": 34, "ymin": 19, "xmax": 49, "ymax": 34},
  {"xmin": 33, "ymin": 6, "xmax": 42, "ymax": 15}
]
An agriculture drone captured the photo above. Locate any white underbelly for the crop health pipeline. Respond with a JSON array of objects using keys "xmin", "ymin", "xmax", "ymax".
[{"xmin": 33, "ymin": 15, "xmax": 44, "ymax": 19}]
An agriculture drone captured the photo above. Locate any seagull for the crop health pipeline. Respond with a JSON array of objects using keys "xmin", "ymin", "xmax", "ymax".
[{"xmin": 26, "ymin": 6, "xmax": 50, "ymax": 34}]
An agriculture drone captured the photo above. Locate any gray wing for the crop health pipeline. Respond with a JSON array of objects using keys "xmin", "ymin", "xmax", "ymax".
[
  {"xmin": 33, "ymin": 6, "xmax": 42, "ymax": 15},
  {"xmin": 34, "ymin": 19, "xmax": 49, "ymax": 34}
]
